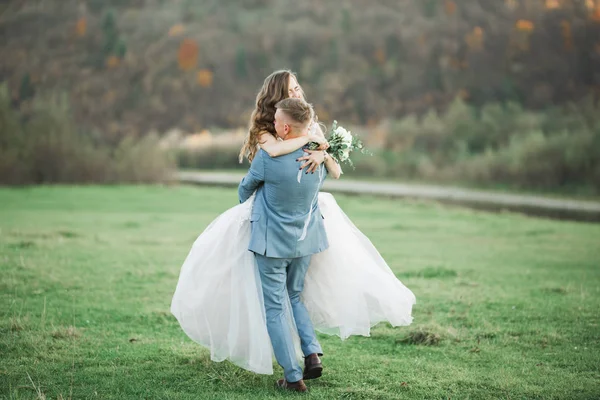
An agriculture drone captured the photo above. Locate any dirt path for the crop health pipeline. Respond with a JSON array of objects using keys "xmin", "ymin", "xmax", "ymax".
[{"xmin": 177, "ymin": 171, "xmax": 600, "ymax": 222}]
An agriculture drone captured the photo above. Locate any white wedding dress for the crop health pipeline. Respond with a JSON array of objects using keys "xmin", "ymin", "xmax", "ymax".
[{"xmin": 170, "ymin": 192, "xmax": 416, "ymax": 375}]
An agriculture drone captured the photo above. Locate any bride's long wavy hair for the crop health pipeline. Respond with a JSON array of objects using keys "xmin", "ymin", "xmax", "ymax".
[{"xmin": 238, "ymin": 70, "xmax": 304, "ymax": 163}]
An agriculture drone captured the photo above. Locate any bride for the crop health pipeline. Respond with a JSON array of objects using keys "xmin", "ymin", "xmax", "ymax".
[{"xmin": 170, "ymin": 70, "xmax": 416, "ymax": 375}]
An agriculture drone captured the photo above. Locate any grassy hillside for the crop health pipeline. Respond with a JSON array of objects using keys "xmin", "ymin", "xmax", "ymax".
[{"xmin": 1, "ymin": 185, "xmax": 599, "ymax": 399}]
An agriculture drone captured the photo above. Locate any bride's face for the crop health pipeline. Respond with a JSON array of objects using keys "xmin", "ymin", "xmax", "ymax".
[{"xmin": 287, "ymin": 75, "xmax": 304, "ymax": 99}]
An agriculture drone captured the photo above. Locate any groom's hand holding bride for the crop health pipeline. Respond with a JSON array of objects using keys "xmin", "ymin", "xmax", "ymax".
[
  {"xmin": 299, "ymin": 148, "xmax": 342, "ymax": 178},
  {"xmin": 297, "ymin": 134, "xmax": 330, "ymax": 174},
  {"xmin": 297, "ymin": 150, "xmax": 326, "ymax": 174}
]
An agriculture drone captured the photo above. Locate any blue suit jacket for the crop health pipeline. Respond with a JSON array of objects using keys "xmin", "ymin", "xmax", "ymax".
[{"xmin": 238, "ymin": 148, "xmax": 329, "ymax": 258}]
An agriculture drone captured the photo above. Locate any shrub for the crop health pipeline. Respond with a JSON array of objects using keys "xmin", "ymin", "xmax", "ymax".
[
  {"xmin": 458, "ymin": 130, "xmax": 600, "ymax": 191},
  {"xmin": 111, "ymin": 133, "xmax": 175, "ymax": 183},
  {"xmin": 362, "ymin": 96, "xmax": 600, "ymax": 193},
  {"xmin": 165, "ymin": 94, "xmax": 600, "ymax": 194},
  {"xmin": 0, "ymin": 85, "xmax": 28, "ymax": 184},
  {"xmin": 177, "ymin": 145, "xmax": 246, "ymax": 171},
  {"xmin": 0, "ymin": 84, "xmax": 175, "ymax": 185}
]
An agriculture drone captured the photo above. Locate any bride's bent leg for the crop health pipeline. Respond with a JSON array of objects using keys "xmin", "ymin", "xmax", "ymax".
[
  {"xmin": 287, "ymin": 256, "xmax": 323, "ymax": 357},
  {"xmin": 255, "ymin": 254, "xmax": 303, "ymax": 383}
]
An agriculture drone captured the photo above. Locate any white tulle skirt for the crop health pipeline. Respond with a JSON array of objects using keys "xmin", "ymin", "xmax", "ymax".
[{"xmin": 170, "ymin": 192, "xmax": 416, "ymax": 375}]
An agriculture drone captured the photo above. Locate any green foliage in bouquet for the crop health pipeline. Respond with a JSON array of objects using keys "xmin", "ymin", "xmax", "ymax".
[{"xmin": 308, "ymin": 120, "xmax": 370, "ymax": 168}]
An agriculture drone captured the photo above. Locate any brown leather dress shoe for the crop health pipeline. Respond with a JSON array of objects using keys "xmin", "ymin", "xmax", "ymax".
[
  {"xmin": 276, "ymin": 378, "xmax": 308, "ymax": 392},
  {"xmin": 303, "ymin": 353, "xmax": 323, "ymax": 380}
]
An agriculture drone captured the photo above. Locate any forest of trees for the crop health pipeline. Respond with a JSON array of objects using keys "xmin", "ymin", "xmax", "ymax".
[
  {"xmin": 1, "ymin": 0, "xmax": 599, "ymax": 133},
  {"xmin": 1, "ymin": 0, "xmax": 599, "ymax": 191}
]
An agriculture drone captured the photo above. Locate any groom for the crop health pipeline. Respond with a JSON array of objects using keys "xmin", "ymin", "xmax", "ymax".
[{"xmin": 238, "ymin": 98, "xmax": 328, "ymax": 392}]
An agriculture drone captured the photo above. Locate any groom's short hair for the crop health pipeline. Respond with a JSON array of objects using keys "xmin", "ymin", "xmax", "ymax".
[{"xmin": 275, "ymin": 98, "xmax": 314, "ymax": 128}]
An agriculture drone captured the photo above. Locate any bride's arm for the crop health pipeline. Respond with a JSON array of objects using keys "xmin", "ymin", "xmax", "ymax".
[
  {"xmin": 258, "ymin": 132, "xmax": 327, "ymax": 158},
  {"xmin": 323, "ymin": 151, "xmax": 342, "ymax": 179}
]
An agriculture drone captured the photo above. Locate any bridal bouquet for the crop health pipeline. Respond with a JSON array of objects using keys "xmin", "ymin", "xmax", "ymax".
[{"xmin": 308, "ymin": 121, "xmax": 368, "ymax": 168}]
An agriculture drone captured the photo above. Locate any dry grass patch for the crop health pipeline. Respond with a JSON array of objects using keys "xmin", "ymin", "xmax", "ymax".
[
  {"xmin": 51, "ymin": 326, "xmax": 81, "ymax": 340},
  {"xmin": 397, "ymin": 328, "xmax": 443, "ymax": 346}
]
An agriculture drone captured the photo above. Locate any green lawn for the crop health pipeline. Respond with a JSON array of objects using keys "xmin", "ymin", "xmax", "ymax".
[{"xmin": 1, "ymin": 185, "xmax": 599, "ymax": 399}]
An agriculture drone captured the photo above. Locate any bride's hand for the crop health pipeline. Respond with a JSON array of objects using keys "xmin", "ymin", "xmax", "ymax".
[
  {"xmin": 309, "ymin": 135, "xmax": 330, "ymax": 151},
  {"xmin": 297, "ymin": 149, "xmax": 326, "ymax": 174}
]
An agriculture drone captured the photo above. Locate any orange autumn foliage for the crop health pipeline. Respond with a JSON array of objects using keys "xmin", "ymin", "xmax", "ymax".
[
  {"xmin": 178, "ymin": 39, "xmax": 199, "ymax": 71},
  {"xmin": 169, "ymin": 24, "xmax": 185, "ymax": 37},
  {"xmin": 592, "ymin": 6, "xmax": 600, "ymax": 22},
  {"xmin": 374, "ymin": 47, "xmax": 386, "ymax": 65},
  {"xmin": 560, "ymin": 20, "xmax": 573, "ymax": 50},
  {"xmin": 516, "ymin": 20, "xmax": 535, "ymax": 32},
  {"xmin": 465, "ymin": 26, "xmax": 485, "ymax": 51},
  {"xmin": 76, "ymin": 17, "xmax": 87, "ymax": 37},
  {"xmin": 196, "ymin": 69, "xmax": 213, "ymax": 87},
  {"xmin": 106, "ymin": 56, "xmax": 120, "ymax": 68},
  {"xmin": 444, "ymin": 0, "xmax": 457, "ymax": 15}
]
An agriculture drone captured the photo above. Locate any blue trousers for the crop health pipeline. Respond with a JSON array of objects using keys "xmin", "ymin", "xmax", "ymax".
[{"xmin": 254, "ymin": 253, "xmax": 323, "ymax": 382}]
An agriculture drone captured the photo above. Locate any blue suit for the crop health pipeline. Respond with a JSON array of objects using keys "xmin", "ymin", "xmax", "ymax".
[
  {"xmin": 238, "ymin": 148, "xmax": 329, "ymax": 258},
  {"xmin": 238, "ymin": 148, "xmax": 328, "ymax": 382}
]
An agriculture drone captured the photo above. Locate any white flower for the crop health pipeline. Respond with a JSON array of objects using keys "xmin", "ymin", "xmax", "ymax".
[
  {"xmin": 325, "ymin": 121, "xmax": 364, "ymax": 166},
  {"xmin": 340, "ymin": 148, "xmax": 350, "ymax": 161},
  {"xmin": 334, "ymin": 126, "xmax": 353, "ymax": 144}
]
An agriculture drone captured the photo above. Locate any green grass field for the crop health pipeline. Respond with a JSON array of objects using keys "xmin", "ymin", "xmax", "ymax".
[{"xmin": 1, "ymin": 185, "xmax": 599, "ymax": 399}]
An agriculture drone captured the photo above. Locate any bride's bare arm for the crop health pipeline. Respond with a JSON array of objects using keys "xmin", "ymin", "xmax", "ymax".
[{"xmin": 258, "ymin": 132, "xmax": 327, "ymax": 157}]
